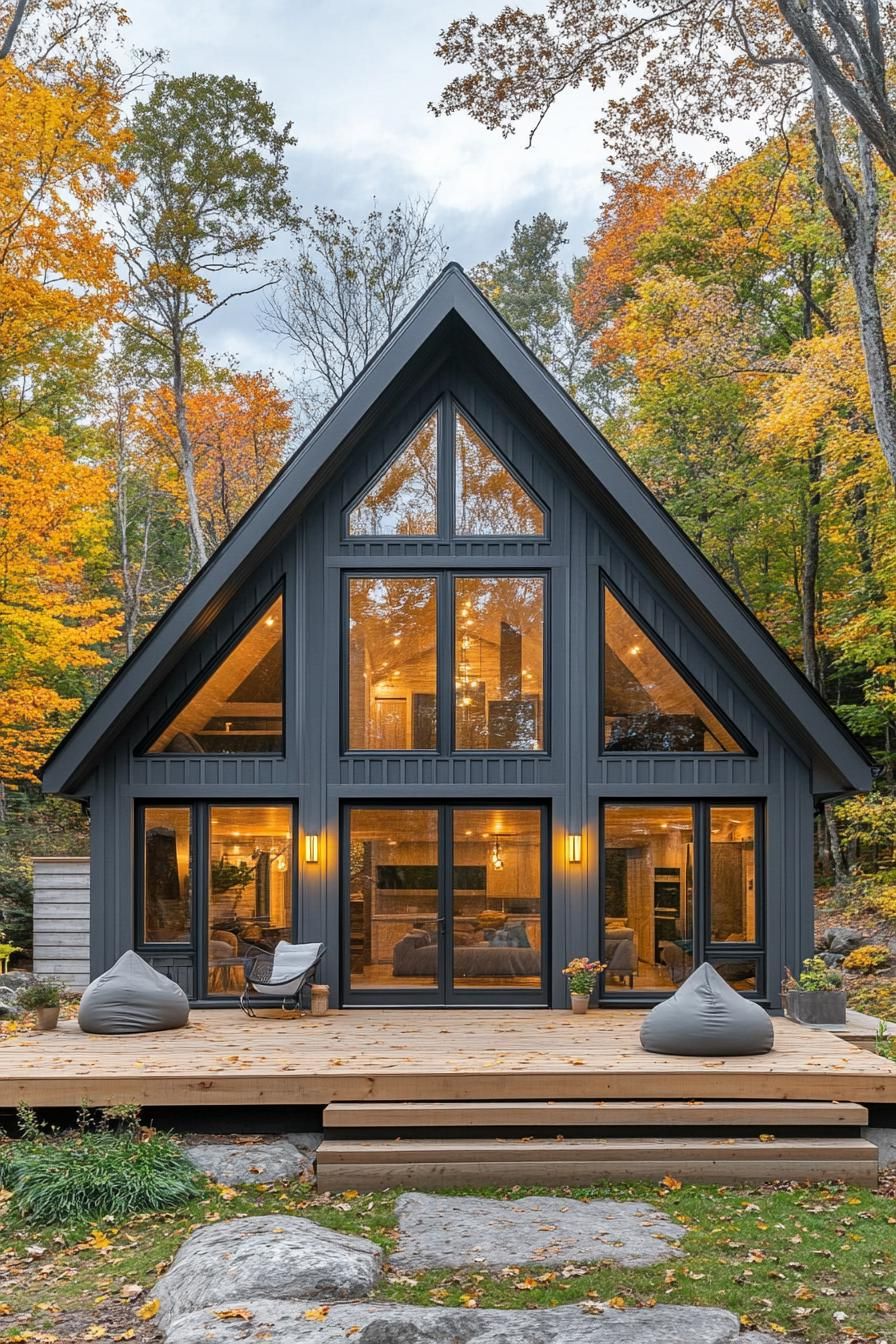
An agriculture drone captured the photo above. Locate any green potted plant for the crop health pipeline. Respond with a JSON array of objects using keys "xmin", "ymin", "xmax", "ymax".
[
  {"xmin": 562, "ymin": 957, "xmax": 607, "ymax": 1014},
  {"xmin": 17, "ymin": 981, "xmax": 62, "ymax": 1032},
  {"xmin": 783, "ymin": 956, "xmax": 847, "ymax": 1026}
]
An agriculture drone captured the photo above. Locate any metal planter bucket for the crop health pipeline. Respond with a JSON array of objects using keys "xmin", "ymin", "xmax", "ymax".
[{"xmin": 786, "ymin": 988, "xmax": 847, "ymax": 1026}]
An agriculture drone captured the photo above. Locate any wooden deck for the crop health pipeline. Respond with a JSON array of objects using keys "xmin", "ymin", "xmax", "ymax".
[{"xmin": 3, "ymin": 1009, "xmax": 896, "ymax": 1108}]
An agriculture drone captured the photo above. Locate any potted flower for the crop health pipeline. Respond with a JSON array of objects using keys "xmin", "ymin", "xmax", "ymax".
[
  {"xmin": 17, "ymin": 981, "xmax": 63, "ymax": 1031},
  {"xmin": 783, "ymin": 956, "xmax": 847, "ymax": 1026},
  {"xmin": 563, "ymin": 957, "xmax": 607, "ymax": 1014}
]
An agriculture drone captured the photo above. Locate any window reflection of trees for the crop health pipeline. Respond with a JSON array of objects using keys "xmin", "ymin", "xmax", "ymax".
[
  {"xmin": 455, "ymin": 414, "xmax": 545, "ymax": 536},
  {"xmin": 349, "ymin": 414, "xmax": 438, "ymax": 536}
]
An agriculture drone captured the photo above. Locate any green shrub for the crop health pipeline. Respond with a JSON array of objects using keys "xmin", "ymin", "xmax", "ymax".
[
  {"xmin": 843, "ymin": 944, "xmax": 892, "ymax": 973},
  {"xmin": 790, "ymin": 955, "xmax": 843, "ymax": 991},
  {"xmin": 17, "ymin": 980, "xmax": 61, "ymax": 1010},
  {"xmin": 6, "ymin": 1129, "xmax": 202, "ymax": 1223},
  {"xmin": 1, "ymin": 1105, "xmax": 202, "ymax": 1223}
]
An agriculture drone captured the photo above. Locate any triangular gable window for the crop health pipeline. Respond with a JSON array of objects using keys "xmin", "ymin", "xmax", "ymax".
[
  {"xmin": 602, "ymin": 586, "xmax": 749, "ymax": 753},
  {"xmin": 455, "ymin": 412, "xmax": 545, "ymax": 536},
  {"xmin": 146, "ymin": 595, "xmax": 284, "ymax": 754},
  {"xmin": 348, "ymin": 411, "xmax": 438, "ymax": 536}
]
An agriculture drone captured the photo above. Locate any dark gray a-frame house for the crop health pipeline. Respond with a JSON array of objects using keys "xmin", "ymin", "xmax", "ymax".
[{"xmin": 41, "ymin": 264, "xmax": 873, "ymax": 1010}]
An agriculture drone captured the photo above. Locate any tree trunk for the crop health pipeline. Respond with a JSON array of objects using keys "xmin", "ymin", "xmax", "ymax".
[
  {"xmin": 172, "ymin": 337, "xmax": 208, "ymax": 573},
  {"xmin": 824, "ymin": 803, "xmax": 848, "ymax": 885}
]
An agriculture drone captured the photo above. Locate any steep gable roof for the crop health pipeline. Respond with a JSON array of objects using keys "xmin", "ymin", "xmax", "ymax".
[{"xmin": 41, "ymin": 263, "xmax": 874, "ymax": 798}]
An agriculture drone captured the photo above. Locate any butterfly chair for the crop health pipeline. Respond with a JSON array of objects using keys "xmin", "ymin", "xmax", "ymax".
[{"xmin": 240, "ymin": 940, "xmax": 326, "ymax": 1016}]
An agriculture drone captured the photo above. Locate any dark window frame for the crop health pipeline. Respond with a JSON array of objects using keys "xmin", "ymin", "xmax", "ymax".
[
  {"xmin": 598, "ymin": 572, "xmax": 756, "ymax": 759},
  {"xmin": 342, "ymin": 401, "xmax": 442, "ymax": 540},
  {"xmin": 450, "ymin": 399, "xmax": 549, "ymax": 541},
  {"xmin": 340, "ymin": 799, "xmax": 550, "ymax": 1007},
  {"xmin": 341, "ymin": 569, "xmax": 550, "ymax": 756},
  {"xmin": 135, "ymin": 798, "xmax": 299, "ymax": 1004},
  {"xmin": 340, "ymin": 393, "xmax": 551, "ymax": 543},
  {"xmin": 451, "ymin": 571, "xmax": 550, "ymax": 756},
  {"xmin": 598, "ymin": 798, "xmax": 766, "ymax": 1002},
  {"xmin": 135, "ymin": 580, "xmax": 288, "ymax": 760}
]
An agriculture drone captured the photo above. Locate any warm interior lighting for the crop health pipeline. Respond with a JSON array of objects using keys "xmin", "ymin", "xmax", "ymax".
[
  {"xmin": 304, "ymin": 833, "xmax": 320, "ymax": 864},
  {"xmin": 490, "ymin": 835, "xmax": 504, "ymax": 871},
  {"xmin": 567, "ymin": 833, "xmax": 582, "ymax": 864}
]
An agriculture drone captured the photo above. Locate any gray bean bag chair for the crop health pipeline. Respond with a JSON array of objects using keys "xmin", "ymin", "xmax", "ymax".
[
  {"xmin": 640, "ymin": 962, "xmax": 774, "ymax": 1056},
  {"xmin": 79, "ymin": 951, "xmax": 189, "ymax": 1034}
]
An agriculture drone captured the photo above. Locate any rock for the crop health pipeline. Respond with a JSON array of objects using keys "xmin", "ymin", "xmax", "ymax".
[
  {"xmin": 823, "ymin": 926, "xmax": 867, "ymax": 957},
  {"xmin": 864, "ymin": 1126, "xmax": 896, "ymax": 1167},
  {"xmin": 0, "ymin": 987, "xmax": 21, "ymax": 1020},
  {"xmin": 182, "ymin": 1140, "xmax": 313, "ymax": 1186},
  {"xmin": 154, "ymin": 1216, "xmax": 382, "ymax": 1324},
  {"xmin": 162, "ymin": 1301, "xmax": 742, "ymax": 1344},
  {"xmin": 391, "ymin": 1193, "xmax": 684, "ymax": 1271},
  {"xmin": 0, "ymin": 971, "xmax": 36, "ymax": 991},
  {"xmin": 286, "ymin": 1130, "xmax": 324, "ymax": 1156},
  {"xmin": 819, "ymin": 952, "xmax": 842, "ymax": 968}
]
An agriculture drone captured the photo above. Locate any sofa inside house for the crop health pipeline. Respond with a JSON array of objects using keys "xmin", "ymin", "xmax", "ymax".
[{"xmin": 392, "ymin": 920, "xmax": 541, "ymax": 979}]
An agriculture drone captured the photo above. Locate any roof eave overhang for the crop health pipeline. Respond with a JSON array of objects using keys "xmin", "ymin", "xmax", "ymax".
[{"xmin": 41, "ymin": 265, "xmax": 874, "ymax": 799}]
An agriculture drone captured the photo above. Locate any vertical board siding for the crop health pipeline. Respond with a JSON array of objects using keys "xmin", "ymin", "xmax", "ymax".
[
  {"xmin": 78, "ymin": 344, "xmax": 819, "ymax": 1005},
  {"xmin": 32, "ymin": 857, "xmax": 90, "ymax": 988}
]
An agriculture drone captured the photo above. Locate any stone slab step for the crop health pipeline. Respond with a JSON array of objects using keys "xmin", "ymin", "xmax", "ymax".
[
  {"xmin": 323, "ymin": 1098, "xmax": 869, "ymax": 1130},
  {"xmin": 316, "ymin": 1135, "xmax": 879, "ymax": 1191}
]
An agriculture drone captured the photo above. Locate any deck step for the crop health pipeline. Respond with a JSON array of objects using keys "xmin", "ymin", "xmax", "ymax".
[
  {"xmin": 316, "ymin": 1135, "xmax": 879, "ymax": 1191},
  {"xmin": 323, "ymin": 1099, "xmax": 869, "ymax": 1130}
]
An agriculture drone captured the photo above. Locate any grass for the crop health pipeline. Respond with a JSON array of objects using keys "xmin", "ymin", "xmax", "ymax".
[{"xmin": 2, "ymin": 1176, "xmax": 896, "ymax": 1342}]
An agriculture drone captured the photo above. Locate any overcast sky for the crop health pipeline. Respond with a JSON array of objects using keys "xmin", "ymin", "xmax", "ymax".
[{"xmin": 122, "ymin": 0, "xmax": 611, "ymax": 375}]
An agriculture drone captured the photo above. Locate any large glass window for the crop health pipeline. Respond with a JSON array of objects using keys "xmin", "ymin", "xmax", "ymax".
[
  {"xmin": 452, "ymin": 808, "xmax": 542, "ymax": 990},
  {"xmin": 348, "ymin": 412, "xmax": 438, "ymax": 536},
  {"xmin": 142, "ymin": 806, "xmax": 192, "ymax": 943},
  {"xmin": 207, "ymin": 805, "xmax": 293, "ymax": 997},
  {"xmin": 348, "ymin": 807, "xmax": 440, "ymax": 992},
  {"xmin": 455, "ymin": 412, "xmax": 545, "ymax": 536},
  {"xmin": 709, "ymin": 806, "xmax": 757, "ymax": 944},
  {"xmin": 455, "ymin": 576, "xmax": 545, "ymax": 751},
  {"xmin": 345, "ymin": 805, "xmax": 544, "ymax": 998},
  {"xmin": 347, "ymin": 577, "xmax": 438, "ymax": 750},
  {"xmin": 147, "ymin": 596, "xmax": 284, "ymax": 755},
  {"xmin": 603, "ymin": 586, "xmax": 743, "ymax": 753},
  {"xmin": 603, "ymin": 804, "xmax": 694, "ymax": 993}
]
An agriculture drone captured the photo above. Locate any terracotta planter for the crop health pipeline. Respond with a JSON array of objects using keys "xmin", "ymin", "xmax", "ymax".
[
  {"xmin": 570, "ymin": 992, "xmax": 591, "ymax": 1015},
  {"xmin": 785, "ymin": 988, "xmax": 847, "ymax": 1026},
  {"xmin": 34, "ymin": 1005, "xmax": 59, "ymax": 1031}
]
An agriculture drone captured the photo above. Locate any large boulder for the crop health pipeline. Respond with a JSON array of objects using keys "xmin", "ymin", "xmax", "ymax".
[
  {"xmin": 0, "ymin": 986, "xmax": 21, "ymax": 1021},
  {"xmin": 0, "ymin": 970, "xmax": 36, "ymax": 992},
  {"xmin": 182, "ymin": 1140, "xmax": 313, "ymax": 1186},
  {"xmin": 822, "ymin": 926, "xmax": 867, "ymax": 958},
  {"xmin": 391, "ymin": 1193, "xmax": 684, "ymax": 1270},
  {"xmin": 161, "ymin": 1301, "xmax": 744, "ymax": 1344},
  {"xmin": 154, "ymin": 1215, "xmax": 382, "ymax": 1325},
  {"xmin": 640, "ymin": 962, "xmax": 774, "ymax": 1057},
  {"xmin": 78, "ymin": 950, "xmax": 189, "ymax": 1034}
]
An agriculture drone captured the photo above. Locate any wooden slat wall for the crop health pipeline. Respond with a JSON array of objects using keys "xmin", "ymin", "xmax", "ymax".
[{"xmin": 31, "ymin": 856, "xmax": 90, "ymax": 988}]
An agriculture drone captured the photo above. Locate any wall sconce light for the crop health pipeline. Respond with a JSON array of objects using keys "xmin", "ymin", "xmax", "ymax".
[
  {"xmin": 304, "ymin": 833, "xmax": 320, "ymax": 864},
  {"xmin": 567, "ymin": 833, "xmax": 582, "ymax": 864}
]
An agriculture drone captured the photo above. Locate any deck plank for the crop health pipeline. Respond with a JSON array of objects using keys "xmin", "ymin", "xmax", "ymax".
[{"xmin": 2, "ymin": 1010, "xmax": 895, "ymax": 1107}]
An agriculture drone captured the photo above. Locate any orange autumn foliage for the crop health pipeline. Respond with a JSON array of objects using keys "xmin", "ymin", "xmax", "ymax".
[
  {"xmin": 131, "ymin": 371, "xmax": 293, "ymax": 551},
  {"xmin": 573, "ymin": 160, "xmax": 702, "ymax": 339},
  {"xmin": 0, "ymin": 424, "xmax": 119, "ymax": 782}
]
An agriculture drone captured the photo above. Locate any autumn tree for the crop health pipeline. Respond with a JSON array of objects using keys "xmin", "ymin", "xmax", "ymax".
[
  {"xmin": 263, "ymin": 197, "xmax": 447, "ymax": 430},
  {"xmin": 130, "ymin": 364, "xmax": 293, "ymax": 559},
  {"xmin": 113, "ymin": 73, "xmax": 295, "ymax": 573},
  {"xmin": 432, "ymin": 0, "xmax": 896, "ymax": 495},
  {"xmin": 0, "ymin": 0, "xmax": 134, "ymax": 788},
  {"xmin": 471, "ymin": 212, "xmax": 613, "ymax": 418}
]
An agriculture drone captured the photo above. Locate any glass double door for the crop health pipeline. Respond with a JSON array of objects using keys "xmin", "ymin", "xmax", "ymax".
[{"xmin": 344, "ymin": 804, "xmax": 546, "ymax": 1003}]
